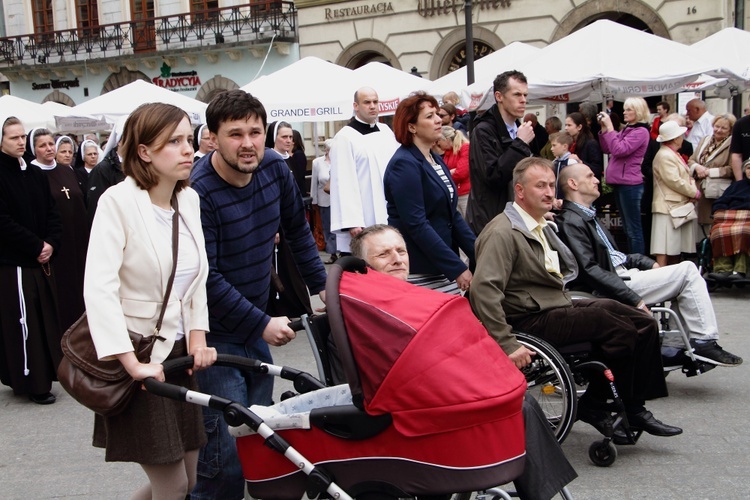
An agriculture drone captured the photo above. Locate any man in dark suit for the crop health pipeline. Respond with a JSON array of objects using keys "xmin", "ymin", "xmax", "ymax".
[{"xmin": 466, "ymin": 70, "xmax": 534, "ymax": 235}]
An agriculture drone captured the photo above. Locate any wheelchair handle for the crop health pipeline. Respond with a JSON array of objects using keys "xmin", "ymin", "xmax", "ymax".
[{"xmin": 288, "ymin": 319, "xmax": 304, "ymax": 332}]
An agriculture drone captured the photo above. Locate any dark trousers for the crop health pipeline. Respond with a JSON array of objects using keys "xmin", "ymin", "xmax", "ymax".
[{"xmin": 511, "ymin": 298, "xmax": 667, "ymax": 405}]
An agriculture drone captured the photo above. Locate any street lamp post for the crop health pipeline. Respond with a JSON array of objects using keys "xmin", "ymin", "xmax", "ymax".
[{"xmin": 465, "ymin": 0, "xmax": 474, "ymax": 86}]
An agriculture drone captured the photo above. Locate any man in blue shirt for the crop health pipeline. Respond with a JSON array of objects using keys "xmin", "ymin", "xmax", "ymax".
[{"xmin": 190, "ymin": 90, "xmax": 327, "ymax": 499}]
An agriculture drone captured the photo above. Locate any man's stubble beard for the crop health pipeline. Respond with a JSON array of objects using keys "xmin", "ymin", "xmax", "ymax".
[{"xmin": 219, "ymin": 149, "xmax": 261, "ymax": 175}]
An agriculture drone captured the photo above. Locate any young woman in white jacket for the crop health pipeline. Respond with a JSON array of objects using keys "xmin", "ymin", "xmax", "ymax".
[{"xmin": 84, "ymin": 102, "xmax": 217, "ymax": 499}]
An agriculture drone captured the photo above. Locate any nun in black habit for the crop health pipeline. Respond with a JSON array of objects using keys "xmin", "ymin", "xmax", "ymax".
[
  {"xmin": 29, "ymin": 129, "xmax": 89, "ymax": 334},
  {"xmin": 0, "ymin": 117, "xmax": 63, "ymax": 404}
]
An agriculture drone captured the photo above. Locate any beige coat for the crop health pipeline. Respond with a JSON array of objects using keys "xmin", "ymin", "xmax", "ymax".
[
  {"xmin": 687, "ymin": 135, "xmax": 733, "ymax": 224},
  {"xmin": 652, "ymin": 145, "xmax": 698, "ymax": 215},
  {"xmin": 84, "ymin": 177, "xmax": 209, "ymax": 364}
]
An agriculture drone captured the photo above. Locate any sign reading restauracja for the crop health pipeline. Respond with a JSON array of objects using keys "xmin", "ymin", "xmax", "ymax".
[{"xmin": 324, "ymin": 0, "xmax": 511, "ymax": 20}]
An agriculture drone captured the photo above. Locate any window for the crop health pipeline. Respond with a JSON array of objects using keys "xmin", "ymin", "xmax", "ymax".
[
  {"xmin": 191, "ymin": 0, "xmax": 219, "ymax": 22},
  {"xmin": 76, "ymin": 0, "xmax": 100, "ymax": 37},
  {"xmin": 31, "ymin": 0, "xmax": 54, "ymax": 35}
]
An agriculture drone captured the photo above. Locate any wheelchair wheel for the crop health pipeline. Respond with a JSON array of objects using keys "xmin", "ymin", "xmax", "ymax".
[
  {"xmin": 588, "ymin": 439, "xmax": 617, "ymax": 467},
  {"xmin": 515, "ymin": 332, "xmax": 577, "ymax": 443}
]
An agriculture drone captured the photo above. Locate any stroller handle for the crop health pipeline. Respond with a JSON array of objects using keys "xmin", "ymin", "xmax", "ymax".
[
  {"xmin": 142, "ymin": 354, "xmax": 266, "ymax": 403},
  {"xmin": 143, "ymin": 354, "xmax": 325, "ymax": 403},
  {"xmin": 161, "ymin": 353, "xmax": 264, "ymax": 376}
]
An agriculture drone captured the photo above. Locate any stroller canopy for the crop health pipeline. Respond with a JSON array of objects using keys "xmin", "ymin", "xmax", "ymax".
[{"xmin": 335, "ymin": 269, "xmax": 526, "ymax": 437}]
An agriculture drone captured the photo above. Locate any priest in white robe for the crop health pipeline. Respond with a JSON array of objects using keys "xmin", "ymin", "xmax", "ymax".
[{"xmin": 330, "ymin": 87, "xmax": 399, "ymax": 253}]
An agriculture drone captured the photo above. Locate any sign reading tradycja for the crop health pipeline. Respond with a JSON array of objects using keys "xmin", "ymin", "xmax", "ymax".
[
  {"xmin": 324, "ymin": 0, "xmax": 512, "ymax": 20},
  {"xmin": 152, "ymin": 63, "xmax": 201, "ymax": 92}
]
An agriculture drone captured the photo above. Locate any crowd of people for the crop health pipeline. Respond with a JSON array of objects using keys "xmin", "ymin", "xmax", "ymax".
[{"xmin": 1, "ymin": 68, "xmax": 749, "ymax": 499}]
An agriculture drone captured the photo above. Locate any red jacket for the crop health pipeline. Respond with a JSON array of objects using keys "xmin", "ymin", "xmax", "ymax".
[{"xmin": 444, "ymin": 143, "xmax": 471, "ymax": 196}]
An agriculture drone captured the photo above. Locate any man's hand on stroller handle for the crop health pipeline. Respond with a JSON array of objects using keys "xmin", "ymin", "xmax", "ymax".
[{"xmin": 263, "ymin": 316, "xmax": 296, "ymax": 346}]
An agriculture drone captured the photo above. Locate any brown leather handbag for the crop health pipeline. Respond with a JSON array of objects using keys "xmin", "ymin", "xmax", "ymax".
[{"xmin": 57, "ymin": 196, "xmax": 179, "ymax": 416}]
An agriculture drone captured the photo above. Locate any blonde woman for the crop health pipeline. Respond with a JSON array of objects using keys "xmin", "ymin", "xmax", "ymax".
[
  {"xmin": 688, "ymin": 113, "xmax": 736, "ymax": 227},
  {"xmin": 599, "ymin": 97, "xmax": 652, "ymax": 254},
  {"xmin": 439, "ymin": 126, "xmax": 471, "ymax": 218}
]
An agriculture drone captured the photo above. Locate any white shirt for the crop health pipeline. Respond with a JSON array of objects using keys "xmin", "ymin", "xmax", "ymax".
[
  {"xmin": 152, "ymin": 206, "xmax": 200, "ymax": 340},
  {"xmin": 687, "ymin": 111, "xmax": 714, "ymax": 149}
]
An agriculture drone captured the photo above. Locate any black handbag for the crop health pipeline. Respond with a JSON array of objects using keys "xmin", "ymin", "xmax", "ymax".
[{"xmin": 57, "ymin": 196, "xmax": 179, "ymax": 416}]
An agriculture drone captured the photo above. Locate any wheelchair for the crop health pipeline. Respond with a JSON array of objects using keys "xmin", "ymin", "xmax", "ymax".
[
  {"xmin": 568, "ymin": 291, "xmax": 715, "ymax": 378},
  {"xmin": 296, "ymin": 312, "xmax": 621, "ymax": 467}
]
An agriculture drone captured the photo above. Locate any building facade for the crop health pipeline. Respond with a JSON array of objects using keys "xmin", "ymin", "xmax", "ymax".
[
  {"xmin": 297, "ymin": 0, "xmax": 746, "ymax": 107},
  {"xmin": 0, "ymin": 0, "xmax": 300, "ymax": 104}
]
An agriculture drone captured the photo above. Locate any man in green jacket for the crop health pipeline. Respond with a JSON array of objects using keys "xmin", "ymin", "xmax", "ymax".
[{"xmin": 471, "ymin": 157, "xmax": 681, "ymax": 440}]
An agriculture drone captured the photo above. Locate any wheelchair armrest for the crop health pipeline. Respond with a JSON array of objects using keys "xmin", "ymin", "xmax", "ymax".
[{"xmin": 310, "ymin": 405, "xmax": 392, "ymax": 440}]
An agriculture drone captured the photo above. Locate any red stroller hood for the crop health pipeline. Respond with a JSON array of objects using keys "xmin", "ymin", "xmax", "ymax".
[{"xmin": 338, "ymin": 270, "xmax": 526, "ymax": 437}]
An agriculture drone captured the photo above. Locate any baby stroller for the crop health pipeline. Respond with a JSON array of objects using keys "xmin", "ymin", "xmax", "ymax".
[{"xmin": 145, "ymin": 258, "xmax": 528, "ymax": 498}]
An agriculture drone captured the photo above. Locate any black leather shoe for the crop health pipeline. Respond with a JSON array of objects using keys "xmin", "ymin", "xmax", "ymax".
[
  {"xmin": 29, "ymin": 392, "xmax": 56, "ymax": 405},
  {"xmin": 627, "ymin": 410, "xmax": 682, "ymax": 437},
  {"xmin": 577, "ymin": 403, "xmax": 614, "ymax": 436},
  {"xmin": 324, "ymin": 254, "xmax": 339, "ymax": 265},
  {"xmin": 707, "ymin": 271, "xmax": 731, "ymax": 281}
]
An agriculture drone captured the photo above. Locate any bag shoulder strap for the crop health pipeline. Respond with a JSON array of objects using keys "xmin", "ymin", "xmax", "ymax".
[{"xmin": 153, "ymin": 194, "xmax": 179, "ymax": 340}]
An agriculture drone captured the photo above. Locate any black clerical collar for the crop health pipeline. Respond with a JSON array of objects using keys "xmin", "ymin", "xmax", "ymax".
[{"xmin": 347, "ymin": 116, "xmax": 380, "ymax": 135}]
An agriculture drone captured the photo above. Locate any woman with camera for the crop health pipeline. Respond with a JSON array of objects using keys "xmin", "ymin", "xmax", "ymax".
[{"xmin": 598, "ymin": 97, "xmax": 652, "ymax": 255}]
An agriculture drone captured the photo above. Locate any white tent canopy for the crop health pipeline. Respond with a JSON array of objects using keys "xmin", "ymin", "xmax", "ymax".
[
  {"xmin": 352, "ymin": 62, "xmax": 432, "ymax": 115},
  {"xmin": 691, "ymin": 27, "xmax": 750, "ymax": 94},
  {"xmin": 428, "ymin": 42, "xmax": 540, "ymax": 100},
  {"xmin": 241, "ymin": 57, "xmax": 358, "ymax": 123},
  {"xmin": 463, "ymin": 20, "xmax": 716, "ymax": 110},
  {"xmin": 0, "ymin": 95, "xmax": 58, "ymax": 131},
  {"xmin": 67, "ymin": 80, "xmax": 207, "ymax": 125}
]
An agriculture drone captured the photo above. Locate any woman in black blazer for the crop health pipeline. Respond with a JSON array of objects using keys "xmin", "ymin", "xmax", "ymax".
[{"xmin": 383, "ymin": 92, "xmax": 475, "ymax": 294}]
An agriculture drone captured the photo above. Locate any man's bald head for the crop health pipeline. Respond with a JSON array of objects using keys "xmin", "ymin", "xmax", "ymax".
[
  {"xmin": 559, "ymin": 163, "xmax": 600, "ymax": 205},
  {"xmin": 353, "ymin": 87, "xmax": 380, "ymax": 124},
  {"xmin": 524, "ymin": 113, "xmax": 538, "ymax": 126},
  {"xmin": 686, "ymin": 99, "xmax": 707, "ymax": 121}
]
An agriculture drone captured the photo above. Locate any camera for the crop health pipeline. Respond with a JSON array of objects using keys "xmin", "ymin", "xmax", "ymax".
[{"xmin": 597, "ymin": 112, "xmax": 605, "ymax": 121}]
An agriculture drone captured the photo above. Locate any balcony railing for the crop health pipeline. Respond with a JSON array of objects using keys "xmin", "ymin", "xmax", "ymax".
[{"xmin": 0, "ymin": 1, "xmax": 296, "ymax": 68}]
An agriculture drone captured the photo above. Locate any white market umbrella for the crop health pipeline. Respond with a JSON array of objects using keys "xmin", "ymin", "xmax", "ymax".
[
  {"xmin": 70, "ymin": 79, "xmax": 207, "ymax": 125},
  {"xmin": 241, "ymin": 57, "xmax": 358, "ymax": 122},
  {"xmin": 428, "ymin": 42, "xmax": 540, "ymax": 99},
  {"xmin": 691, "ymin": 27, "xmax": 750, "ymax": 94},
  {"xmin": 0, "ymin": 95, "xmax": 57, "ymax": 131},
  {"xmin": 463, "ymin": 20, "xmax": 716, "ymax": 110},
  {"xmin": 352, "ymin": 62, "xmax": 432, "ymax": 116}
]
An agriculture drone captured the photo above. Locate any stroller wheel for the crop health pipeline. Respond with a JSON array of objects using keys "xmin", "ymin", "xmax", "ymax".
[{"xmin": 588, "ymin": 439, "xmax": 617, "ymax": 467}]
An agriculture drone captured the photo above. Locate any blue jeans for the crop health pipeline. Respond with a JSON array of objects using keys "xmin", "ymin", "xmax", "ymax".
[
  {"xmin": 191, "ymin": 336, "xmax": 274, "ymax": 500},
  {"xmin": 615, "ymin": 184, "xmax": 645, "ymax": 255}
]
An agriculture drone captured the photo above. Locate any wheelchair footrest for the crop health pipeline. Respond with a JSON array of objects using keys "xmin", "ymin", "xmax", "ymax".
[{"xmin": 682, "ymin": 360, "xmax": 716, "ymax": 377}]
